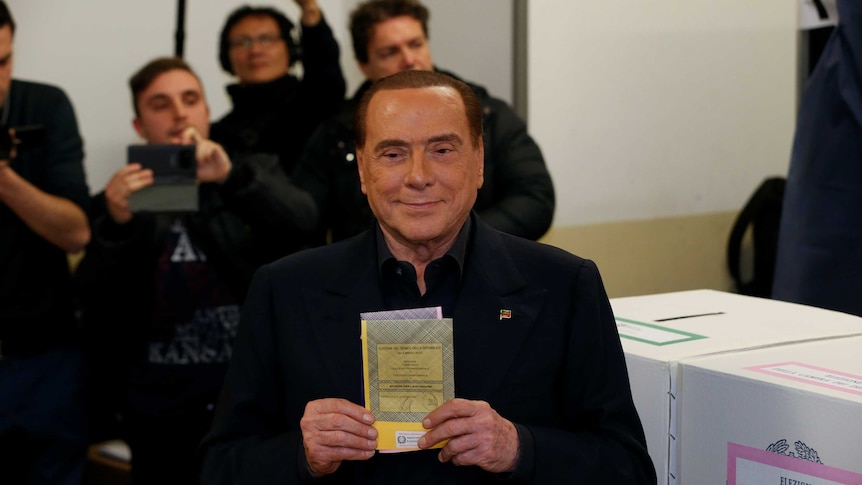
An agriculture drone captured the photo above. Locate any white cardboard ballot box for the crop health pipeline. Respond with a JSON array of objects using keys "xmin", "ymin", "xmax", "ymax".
[
  {"xmin": 610, "ymin": 290, "xmax": 862, "ymax": 484},
  {"xmin": 677, "ymin": 336, "xmax": 862, "ymax": 484}
]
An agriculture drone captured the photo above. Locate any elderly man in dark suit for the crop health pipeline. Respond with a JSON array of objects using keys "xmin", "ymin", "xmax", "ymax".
[{"xmin": 201, "ymin": 70, "xmax": 655, "ymax": 484}]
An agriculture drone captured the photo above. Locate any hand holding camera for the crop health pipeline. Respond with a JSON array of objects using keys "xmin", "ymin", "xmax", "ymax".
[
  {"xmin": 182, "ymin": 126, "xmax": 232, "ymax": 185},
  {"xmin": 0, "ymin": 125, "xmax": 46, "ymax": 195},
  {"xmin": 0, "ymin": 124, "xmax": 46, "ymax": 161},
  {"xmin": 116, "ymin": 127, "xmax": 232, "ymax": 220},
  {"xmin": 105, "ymin": 162, "xmax": 156, "ymax": 224}
]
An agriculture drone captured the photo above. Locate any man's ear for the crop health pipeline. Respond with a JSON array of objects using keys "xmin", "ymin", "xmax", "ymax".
[
  {"xmin": 358, "ymin": 61, "xmax": 372, "ymax": 80},
  {"xmin": 476, "ymin": 142, "xmax": 485, "ymax": 189},
  {"xmin": 356, "ymin": 148, "xmax": 368, "ymax": 195},
  {"xmin": 132, "ymin": 118, "xmax": 146, "ymax": 140}
]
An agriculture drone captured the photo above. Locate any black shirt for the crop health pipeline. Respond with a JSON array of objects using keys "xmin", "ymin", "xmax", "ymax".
[{"xmin": 376, "ymin": 218, "xmax": 471, "ymax": 318}]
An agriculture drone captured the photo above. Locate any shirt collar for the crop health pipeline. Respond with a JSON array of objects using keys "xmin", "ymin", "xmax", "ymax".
[{"xmin": 376, "ymin": 216, "xmax": 472, "ymax": 279}]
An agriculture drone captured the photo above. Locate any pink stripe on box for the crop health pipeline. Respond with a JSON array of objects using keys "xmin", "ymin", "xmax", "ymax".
[
  {"xmin": 746, "ymin": 361, "xmax": 862, "ymax": 397},
  {"xmin": 728, "ymin": 442, "xmax": 862, "ymax": 484}
]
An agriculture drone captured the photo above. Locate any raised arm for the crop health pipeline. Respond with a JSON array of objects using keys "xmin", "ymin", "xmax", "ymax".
[
  {"xmin": 294, "ymin": 0, "xmax": 322, "ymax": 27},
  {"xmin": 295, "ymin": 0, "xmax": 345, "ymax": 118},
  {"xmin": 0, "ymin": 159, "xmax": 88, "ymax": 252}
]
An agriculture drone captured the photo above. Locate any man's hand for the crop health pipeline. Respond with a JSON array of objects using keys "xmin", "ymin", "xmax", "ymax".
[
  {"xmin": 294, "ymin": 0, "xmax": 321, "ymax": 26},
  {"xmin": 300, "ymin": 398, "xmax": 377, "ymax": 477},
  {"xmin": 0, "ymin": 130, "xmax": 89, "ymax": 252},
  {"xmin": 104, "ymin": 163, "xmax": 154, "ymax": 224},
  {"xmin": 7, "ymin": 127, "xmax": 20, "ymax": 160},
  {"xmin": 180, "ymin": 127, "xmax": 232, "ymax": 184},
  {"xmin": 417, "ymin": 398, "xmax": 520, "ymax": 474}
]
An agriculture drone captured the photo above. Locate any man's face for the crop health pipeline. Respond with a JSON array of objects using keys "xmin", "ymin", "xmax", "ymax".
[
  {"xmin": 228, "ymin": 14, "xmax": 289, "ymax": 84},
  {"xmin": 356, "ymin": 86, "xmax": 484, "ymax": 248},
  {"xmin": 359, "ymin": 16, "xmax": 433, "ymax": 82},
  {"xmin": 0, "ymin": 25, "xmax": 14, "ymax": 108},
  {"xmin": 133, "ymin": 69, "xmax": 210, "ymax": 144}
]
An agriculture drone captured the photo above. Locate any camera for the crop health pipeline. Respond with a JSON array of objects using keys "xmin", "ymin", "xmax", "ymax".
[
  {"xmin": 0, "ymin": 124, "xmax": 46, "ymax": 160},
  {"xmin": 127, "ymin": 144, "xmax": 198, "ymax": 212},
  {"xmin": 128, "ymin": 144, "xmax": 196, "ymax": 183}
]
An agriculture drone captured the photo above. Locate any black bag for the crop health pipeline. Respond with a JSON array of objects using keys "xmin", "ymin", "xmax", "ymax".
[{"xmin": 727, "ymin": 177, "xmax": 786, "ymax": 297}]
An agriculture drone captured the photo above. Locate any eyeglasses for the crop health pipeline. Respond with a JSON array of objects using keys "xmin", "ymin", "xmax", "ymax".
[{"xmin": 229, "ymin": 34, "xmax": 282, "ymax": 49}]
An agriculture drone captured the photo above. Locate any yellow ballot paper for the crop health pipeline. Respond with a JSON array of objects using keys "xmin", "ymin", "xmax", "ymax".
[{"xmin": 361, "ymin": 317, "xmax": 454, "ymax": 452}]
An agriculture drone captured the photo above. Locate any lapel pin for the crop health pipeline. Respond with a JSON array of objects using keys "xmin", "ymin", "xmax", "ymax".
[{"xmin": 499, "ymin": 309, "xmax": 512, "ymax": 320}]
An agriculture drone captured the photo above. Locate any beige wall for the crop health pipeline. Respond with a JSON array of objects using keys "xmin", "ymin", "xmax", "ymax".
[{"xmin": 540, "ymin": 211, "xmax": 739, "ymax": 298}]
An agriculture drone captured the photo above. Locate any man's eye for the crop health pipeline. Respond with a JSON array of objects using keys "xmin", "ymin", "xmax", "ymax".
[
  {"xmin": 376, "ymin": 150, "xmax": 405, "ymax": 162},
  {"xmin": 183, "ymin": 94, "xmax": 200, "ymax": 106},
  {"xmin": 430, "ymin": 144, "xmax": 457, "ymax": 157}
]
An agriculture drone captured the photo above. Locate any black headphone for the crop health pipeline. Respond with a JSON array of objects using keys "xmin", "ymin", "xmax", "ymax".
[{"xmin": 218, "ymin": 7, "xmax": 300, "ymax": 75}]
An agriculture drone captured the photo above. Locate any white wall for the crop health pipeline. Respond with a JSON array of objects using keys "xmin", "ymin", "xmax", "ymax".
[
  {"xmin": 8, "ymin": 0, "xmax": 513, "ymax": 193},
  {"xmin": 529, "ymin": 0, "xmax": 798, "ymax": 226},
  {"xmin": 423, "ymin": 0, "xmax": 512, "ymax": 104}
]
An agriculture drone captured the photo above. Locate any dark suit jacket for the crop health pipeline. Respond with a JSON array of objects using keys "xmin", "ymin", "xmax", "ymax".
[
  {"xmin": 772, "ymin": 0, "xmax": 862, "ymax": 316},
  {"xmin": 201, "ymin": 215, "xmax": 655, "ymax": 484}
]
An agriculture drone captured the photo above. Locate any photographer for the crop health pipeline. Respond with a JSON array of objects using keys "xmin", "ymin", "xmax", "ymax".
[
  {"xmin": 211, "ymin": 0, "xmax": 345, "ymax": 174},
  {"xmin": 75, "ymin": 57, "xmax": 317, "ymax": 485},
  {"xmin": 0, "ymin": 1, "xmax": 91, "ymax": 483}
]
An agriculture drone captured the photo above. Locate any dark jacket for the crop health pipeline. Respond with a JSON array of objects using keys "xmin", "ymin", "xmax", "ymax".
[
  {"xmin": 0, "ymin": 79, "xmax": 88, "ymax": 352},
  {"xmin": 201, "ymin": 214, "xmax": 654, "ymax": 484},
  {"xmin": 772, "ymin": 0, "xmax": 862, "ymax": 316},
  {"xmin": 293, "ymin": 69, "xmax": 555, "ymax": 244},
  {"xmin": 211, "ymin": 17, "xmax": 345, "ymax": 174},
  {"xmin": 75, "ymin": 153, "xmax": 316, "ymax": 421}
]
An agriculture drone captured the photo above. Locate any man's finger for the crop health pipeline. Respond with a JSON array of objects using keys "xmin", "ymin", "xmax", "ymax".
[
  {"xmin": 307, "ymin": 398, "xmax": 376, "ymax": 425},
  {"xmin": 310, "ymin": 429, "xmax": 377, "ymax": 450},
  {"xmin": 422, "ymin": 398, "xmax": 475, "ymax": 429},
  {"xmin": 181, "ymin": 126, "xmax": 201, "ymax": 145}
]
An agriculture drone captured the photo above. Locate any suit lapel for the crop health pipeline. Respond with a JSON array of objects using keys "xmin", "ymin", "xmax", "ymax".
[
  {"xmin": 303, "ymin": 233, "xmax": 386, "ymax": 402},
  {"xmin": 453, "ymin": 219, "xmax": 548, "ymax": 401}
]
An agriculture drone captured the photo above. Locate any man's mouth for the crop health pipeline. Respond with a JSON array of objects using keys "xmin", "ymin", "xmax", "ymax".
[{"xmin": 168, "ymin": 126, "xmax": 187, "ymax": 138}]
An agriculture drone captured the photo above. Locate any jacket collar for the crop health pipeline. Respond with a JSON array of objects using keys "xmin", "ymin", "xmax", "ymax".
[{"xmin": 225, "ymin": 73, "xmax": 298, "ymax": 110}]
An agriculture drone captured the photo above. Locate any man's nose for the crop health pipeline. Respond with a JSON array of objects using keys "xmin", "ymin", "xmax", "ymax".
[
  {"xmin": 405, "ymin": 153, "xmax": 432, "ymax": 188},
  {"xmin": 400, "ymin": 47, "xmax": 416, "ymax": 69},
  {"xmin": 249, "ymin": 41, "xmax": 265, "ymax": 55},
  {"xmin": 171, "ymin": 99, "xmax": 187, "ymax": 119}
]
